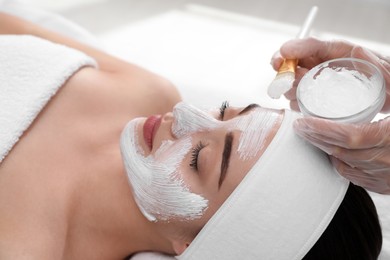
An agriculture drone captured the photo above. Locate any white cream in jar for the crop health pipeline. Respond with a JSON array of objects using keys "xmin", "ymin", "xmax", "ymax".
[{"xmin": 297, "ymin": 58, "xmax": 385, "ymax": 123}]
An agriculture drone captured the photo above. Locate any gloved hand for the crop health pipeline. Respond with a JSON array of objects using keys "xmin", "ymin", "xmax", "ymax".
[
  {"xmin": 271, "ymin": 37, "xmax": 390, "ymax": 113},
  {"xmin": 294, "ymin": 116, "xmax": 390, "ymax": 194}
]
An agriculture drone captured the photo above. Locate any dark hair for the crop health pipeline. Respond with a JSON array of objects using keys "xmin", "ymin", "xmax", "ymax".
[{"xmin": 303, "ymin": 183, "xmax": 382, "ymax": 260}]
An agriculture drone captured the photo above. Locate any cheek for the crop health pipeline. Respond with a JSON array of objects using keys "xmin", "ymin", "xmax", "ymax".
[
  {"xmin": 177, "ymin": 167, "xmax": 224, "ymax": 220},
  {"xmin": 177, "ymin": 161, "xmax": 205, "ymax": 197},
  {"xmin": 178, "ymin": 141, "xmax": 222, "ymax": 197},
  {"xmin": 123, "ymin": 130, "xmax": 209, "ymax": 222}
]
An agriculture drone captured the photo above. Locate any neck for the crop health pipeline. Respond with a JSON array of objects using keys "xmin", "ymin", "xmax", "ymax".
[{"xmin": 66, "ymin": 145, "xmax": 175, "ymax": 258}]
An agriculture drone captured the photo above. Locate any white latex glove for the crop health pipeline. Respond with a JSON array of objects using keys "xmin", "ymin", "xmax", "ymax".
[
  {"xmin": 294, "ymin": 116, "xmax": 390, "ymax": 194},
  {"xmin": 270, "ymin": 37, "xmax": 390, "ymax": 112}
]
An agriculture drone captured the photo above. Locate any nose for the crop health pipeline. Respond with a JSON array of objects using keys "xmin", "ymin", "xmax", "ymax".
[
  {"xmin": 162, "ymin": 112, "xmax": 174, "ymax": 122},
  {"xmin": 161, "ymin": 112, "xmax": 176, "ymax": 139},
  {"xmin": 172, "ymin": 102, "xmax": 220, "ymax": 138}
]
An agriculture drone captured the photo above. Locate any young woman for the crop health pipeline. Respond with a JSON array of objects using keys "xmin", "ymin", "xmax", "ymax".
[{"xmin": 0, "ymin": 12, "xmax": 382, "ymax": 260}]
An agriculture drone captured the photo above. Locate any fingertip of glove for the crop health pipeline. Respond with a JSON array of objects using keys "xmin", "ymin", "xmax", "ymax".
[{"xmin": 293, "ymin": 118, "xmax": 307, "ymax": 132}]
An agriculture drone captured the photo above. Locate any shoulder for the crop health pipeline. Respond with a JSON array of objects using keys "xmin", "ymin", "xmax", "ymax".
[{"xmin": 62, "ymin": 64, "xmax": 181, "ymax": 118}]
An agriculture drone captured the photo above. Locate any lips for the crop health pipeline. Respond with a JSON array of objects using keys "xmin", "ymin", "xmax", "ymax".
[{"xmin": 143, "ymin": 115, "xmax": 162, "ymax": 150}]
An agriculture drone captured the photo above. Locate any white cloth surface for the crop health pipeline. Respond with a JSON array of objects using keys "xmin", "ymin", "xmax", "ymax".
[
  {"xmin": 1, "ymin": 2, "xmax": 389, "ymax": 259},
  {"xmin": 0, "ymin": 34, "xmax": 96, "ymax": 163},
  {"xmin": 0, "ymin": 0, "xmax": 100, "ymax": 48},
  {"xmin": 131, "ymin": 252, "xmax": 174, "ymax": 260}
]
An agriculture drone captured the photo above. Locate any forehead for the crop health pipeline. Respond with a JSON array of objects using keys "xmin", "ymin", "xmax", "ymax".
[{"xmin": 173, "ymin": 102, "xmax": 275, "ymax": 133}]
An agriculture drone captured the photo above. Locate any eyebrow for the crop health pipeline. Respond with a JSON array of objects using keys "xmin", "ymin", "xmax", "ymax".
[
  {"xmin": 219, "ymin": 132, "xmax": 234, "ymax": 189},
  {"xmin": 217, "ymin": 103, "xmax": 259, "ymax": 188},
  {"xmin": 238, "ymin": 103, "xmax": 260, "ymax": 115}
]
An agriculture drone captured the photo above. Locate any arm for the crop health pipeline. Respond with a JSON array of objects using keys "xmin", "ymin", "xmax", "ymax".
[
  {"xmin": 271, "ymin": 37, "xmax": 390, "ymax": 194},
  {"xmin": 270, "ymin": 37, "xmax": 390, "ymax": 113}
]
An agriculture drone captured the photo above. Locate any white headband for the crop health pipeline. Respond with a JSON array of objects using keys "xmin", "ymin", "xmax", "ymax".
[{"xmin": 176, "ymin": 110, "xmax": 349, "ymax": 260}]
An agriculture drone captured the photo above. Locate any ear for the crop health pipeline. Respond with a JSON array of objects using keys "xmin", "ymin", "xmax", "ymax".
[{"xmin": 172, "ymin": 240, "xmax": 190, "ymax": 255}]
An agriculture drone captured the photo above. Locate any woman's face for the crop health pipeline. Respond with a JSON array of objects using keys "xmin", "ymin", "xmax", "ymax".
[{"xmin": 120, "ymin": 101, "xmax": 283, "ymax": 237}]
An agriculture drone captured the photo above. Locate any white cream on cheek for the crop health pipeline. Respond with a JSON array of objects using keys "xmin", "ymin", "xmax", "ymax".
[
  {"xmin": 173, "ymin": 102, "xmax": 280, "ymax": 160},
  {"xmin": 120, "ymin": 102, "xmax": 279, "ymax": 222},
  {"xmin": 120, "ymin": 119, "xmax": 208, "ymax": 222}
]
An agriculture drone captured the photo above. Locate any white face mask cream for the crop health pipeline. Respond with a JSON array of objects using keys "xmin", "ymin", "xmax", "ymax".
[
  {"xmin": 173, "ymin": 102, "xmax": 280, "ymax": 160},
  {"xmin": 120, "ymin": 102, "xmax": 280, "ymax": 222},
  {"xmin": 120, "ymin": 119, "xmax": 208, "ymax": 222}
]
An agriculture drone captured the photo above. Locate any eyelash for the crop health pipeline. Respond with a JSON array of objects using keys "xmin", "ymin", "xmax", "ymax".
[
  {"xmin": 190, "ymin": 142, "xmax": 205, "ymax": 171},
  {"xmin": 189, "ymin": 101, "xmax": 229, "ymax": 171},
  {"xmin": 219, "ymin": 100, "xmax": 230, "ymax": 120}
]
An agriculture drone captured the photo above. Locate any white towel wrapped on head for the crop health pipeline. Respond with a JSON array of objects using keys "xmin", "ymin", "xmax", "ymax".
[{"xmin": 0, "ymin": 35, "xmax": 96, "ymax": 163}]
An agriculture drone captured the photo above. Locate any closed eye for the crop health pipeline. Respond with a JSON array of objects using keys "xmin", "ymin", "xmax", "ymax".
[
  {"xmin": 219, "ymin": 100, "xmax": 230, "ymax": 120},
  {"xmin": 189, "ymin": 142, "xmax": 205, "ymax": 171}
]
